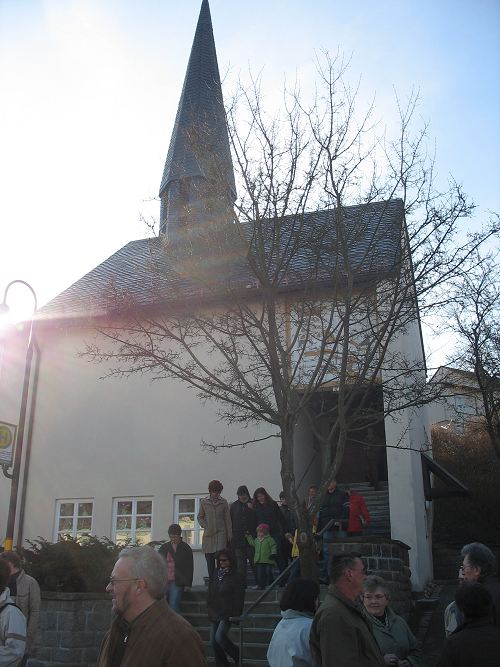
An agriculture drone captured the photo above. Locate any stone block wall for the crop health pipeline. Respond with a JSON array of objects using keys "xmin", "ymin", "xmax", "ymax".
[{"xmin": 28, "ymin": 592, "xmax": 111, "ymax": 667}]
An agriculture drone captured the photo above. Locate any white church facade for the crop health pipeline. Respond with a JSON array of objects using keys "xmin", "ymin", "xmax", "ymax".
[{"xmin": 0, "ymin": 0, "xmax": 433, "ymax": 589}]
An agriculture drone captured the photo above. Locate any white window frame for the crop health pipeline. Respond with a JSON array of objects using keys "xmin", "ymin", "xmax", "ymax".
[
  {"xmin": 174, "ymin": 494, "xmax": 206, "ymax": 549},
  {"xmin": 112, "ymin": 497, "xmax": 154, "ymax": 545},
  {"xmin": 54, "ymin": 499, "xmax": 94, "ymax": 541}
]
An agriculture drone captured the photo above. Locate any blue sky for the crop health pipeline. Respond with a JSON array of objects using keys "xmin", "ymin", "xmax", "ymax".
[{"xmin": 0, "ymin": 0, "xmax": 498, "ymax": 363}]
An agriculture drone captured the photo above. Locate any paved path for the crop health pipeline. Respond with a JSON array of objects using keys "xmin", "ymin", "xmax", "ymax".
[{"xmin": 409, "ymin": 580, "xmax": 456, "ymax": 667}]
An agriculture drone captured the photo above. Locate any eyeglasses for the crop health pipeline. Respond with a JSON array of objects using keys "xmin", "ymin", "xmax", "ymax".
[
  {"xmin": 108, "ymin": 577, "xmax": 140, "ymax": 586},
  {"xmin": 363, "ymin": 593, "xmax": 386, "ymax": 601}
]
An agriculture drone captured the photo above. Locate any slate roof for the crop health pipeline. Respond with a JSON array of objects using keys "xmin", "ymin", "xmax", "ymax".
[
  {"xmin": 159, "ymin": 0, "xmax": 235, "ymax": 198},
  {"xmin": 38, "ymin": 199, "xmax": 404, "ymax": 321}
]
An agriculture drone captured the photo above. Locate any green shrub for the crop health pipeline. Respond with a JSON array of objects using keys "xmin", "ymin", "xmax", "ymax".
[{"xmin": 20, "ymin": 536, "xmax": 126, "ymax": 592}]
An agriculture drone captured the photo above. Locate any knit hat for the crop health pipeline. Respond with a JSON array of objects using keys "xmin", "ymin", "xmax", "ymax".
[{"xmin": 257, "ymin": 523, "xmax": 270, "ymax": 533}]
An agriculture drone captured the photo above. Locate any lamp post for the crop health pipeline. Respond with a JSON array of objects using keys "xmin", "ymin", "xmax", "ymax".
[{"xmin": 1, "ymin": 280, "xmax": 38, "ymax": 551}]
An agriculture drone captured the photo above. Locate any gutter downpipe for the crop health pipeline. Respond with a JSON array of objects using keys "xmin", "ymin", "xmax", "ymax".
[{"xmin": 16, "ymin": 338, "xmax": 40, "ymax": 547}]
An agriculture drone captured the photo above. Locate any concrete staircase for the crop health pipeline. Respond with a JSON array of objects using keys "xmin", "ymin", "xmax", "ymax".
[
  {"xmin": 181, "ymin": 586, "xmax": 281, "ymax": 666},
  {"xmin": 346, "ymin": 481, "xmax": 390, "ymax": 538}
]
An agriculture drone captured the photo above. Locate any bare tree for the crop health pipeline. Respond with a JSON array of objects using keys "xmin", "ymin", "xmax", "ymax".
[
  {"xmin": 442, "ymin": 244, "xmax": 500, "ymax": 459},
  {"xmin": 83, "ymin": 56, "xmax": 497, "ymax": 576}
]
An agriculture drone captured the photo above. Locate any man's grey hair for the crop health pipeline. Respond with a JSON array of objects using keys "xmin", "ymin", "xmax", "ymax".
[
  {"xmin": 363, "ymin": 575, "xmax": 390, "ymax": 597},
  {"xmin": 461, "ymin": 542, "xmax": 497, "ymax": 578},
  {"xmin": 119, "ymin": 546, "xmax": 167, "ymax": 599}
]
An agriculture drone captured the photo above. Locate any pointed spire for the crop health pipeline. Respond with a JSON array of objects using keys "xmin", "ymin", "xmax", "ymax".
[{"xmin": 159, "ymin": 0, "xmax": 235, "ymax": 239}]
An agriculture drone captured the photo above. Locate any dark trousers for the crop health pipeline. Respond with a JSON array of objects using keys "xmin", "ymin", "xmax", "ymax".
[
  {"xmin": 205, "ymin": 552, "xmax": 216, "ymax": 580},
  {"xmin": 234, "ymin": 544, "xmax": 256, "ymax": 586},
  {"xmin": 271, "ymin": 533, "xmax": 287, "ymax": 574},
  {"xmin": 255, "ymin": 563, "xmax": 274, "ymax": 589},
  {"xmin": 210, "ymin": 620, "xmax": 239, "ymax": 667}
]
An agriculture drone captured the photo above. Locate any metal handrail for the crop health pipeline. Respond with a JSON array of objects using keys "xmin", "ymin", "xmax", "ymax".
[
  {"xmin": 230, "ymin": 557, "xmax": 299, "ymax": 667},
  {"xmin": 229, "ymin": 524, "xmax": 335, "ymax": 666}
]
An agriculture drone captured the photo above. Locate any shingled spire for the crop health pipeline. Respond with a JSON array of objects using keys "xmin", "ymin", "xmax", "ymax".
[{"xmin": 159, "ymin": 0, "xmax": 236, "ymax": 241}]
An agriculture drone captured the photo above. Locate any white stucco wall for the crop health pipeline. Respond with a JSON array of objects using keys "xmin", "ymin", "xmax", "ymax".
[
  {"xmin": 383, "ymin": 316, "xmax": 433, "ymax": 590},
  {"xmin": 5, "ymin": 324, "xmax": 282, "ymax": 584}
]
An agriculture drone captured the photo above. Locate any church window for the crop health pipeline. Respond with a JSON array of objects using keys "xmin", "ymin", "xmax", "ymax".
[
  {"xmin": 174, "ymin": 494, "xmax": 205, "ymax": 548},
  {"xmin": 112, "ymin": 497, "xmax": 153, "ymax": 545},
  {"xmin": 54, "ymin": 499, "xmax": 93, "ymax": 541}
]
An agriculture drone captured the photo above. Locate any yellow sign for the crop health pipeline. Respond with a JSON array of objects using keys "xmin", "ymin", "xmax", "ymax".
[{"xmin": 0, "ymin": 421, "xmax": 17, "ymax": 466}]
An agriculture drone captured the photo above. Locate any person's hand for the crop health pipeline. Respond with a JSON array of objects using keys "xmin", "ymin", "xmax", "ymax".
[
  {"xmin": 384, "ymin": 655, "xmax": 399, "ymax": 666},
  {"xmin": 397, "ymin": 661, "xmax": 411, "ymax": 667}
]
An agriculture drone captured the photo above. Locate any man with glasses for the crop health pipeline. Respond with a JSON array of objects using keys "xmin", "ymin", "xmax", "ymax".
[
  {"xmin": 98, "ymin": 545, "xmax": 206, "ymax": 666},
  {"xmin": 459, "ymin": 542, "xmax": 500, "ymax": 627},
  {"xmin": 310, "ymin": 552, "xmax": 385, "ymax": 666}
]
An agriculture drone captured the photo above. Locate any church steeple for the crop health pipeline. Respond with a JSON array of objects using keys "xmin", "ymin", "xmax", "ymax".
[{"xmin": 159, "ymin": 0, "xmax": 236, "ymax": 241}]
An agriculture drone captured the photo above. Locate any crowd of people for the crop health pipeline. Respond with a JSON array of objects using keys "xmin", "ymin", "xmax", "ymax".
[
  {"xmin": 1, "ymin": 479, "xmax": 499, "ymax": 667},
  {"xmin": 195, "ymin": 478, "xmax": 371, "ymax": 592}
]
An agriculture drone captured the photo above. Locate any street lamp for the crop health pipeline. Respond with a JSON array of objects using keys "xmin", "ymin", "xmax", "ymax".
[{"xmin": 1, "ymin": 280, "xmax": 38, "ymax": 551}]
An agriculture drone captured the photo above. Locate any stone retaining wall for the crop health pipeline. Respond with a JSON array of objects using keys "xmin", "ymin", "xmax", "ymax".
[
  {"xmin": 27, "ymin": 538, "xmax": 412, "ymax": 666},
  {"xmin": 28, "ymin": 592, "xmax": 111, "ymax": 667}
]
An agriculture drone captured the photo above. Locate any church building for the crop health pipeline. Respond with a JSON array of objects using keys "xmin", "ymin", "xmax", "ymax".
[{"xmin": 0, "ymin": 0, "xmax": 433, "ymax": 589}]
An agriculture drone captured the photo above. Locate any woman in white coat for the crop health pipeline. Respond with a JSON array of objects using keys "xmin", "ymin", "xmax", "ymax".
[{"xmin": 267, "ymin": 578, "xmax": 320, "ymax": 667}]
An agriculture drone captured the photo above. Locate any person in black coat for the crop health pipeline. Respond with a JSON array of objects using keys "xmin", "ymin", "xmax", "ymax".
[
  {"xmin": 230, "ymin": 485, "xmax": 257, "ymax": 586},
  {"xmin": 437, "ymin": 582, "xmax": 500, "ymax": 667},
  {"xmin": 253, "ymin": 487, "xmax": 291, "ymax": 576},
  {"xmin": 317, "ymin": 479, "xmax": 348, "ymax": 582},
  {"xmin": 207, "ymin": 549, "xmax": 245, "ymax": 667},
  {"xmin": 158, "ymin": 523, "xmax": 194, "ymax": 613},
  {"xmin": 460, "ymin": 542, "xmax": 500, "ymax": 627}
]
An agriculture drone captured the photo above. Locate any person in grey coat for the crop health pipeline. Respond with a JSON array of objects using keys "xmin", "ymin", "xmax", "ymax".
[
  {"xmin": 362, "ymin": 576, "xmax": 421, "ymax": 667},
  {"xmin": 197, "ymin": 480, "xmax": 232, "ymax": 580},
  {"xmin": 0, "ymin": 559, "xmax": 26, "ymax": 667},
  {"xmin": 0, "ymin": 551, "xmax": 40, "ymax": 666}
]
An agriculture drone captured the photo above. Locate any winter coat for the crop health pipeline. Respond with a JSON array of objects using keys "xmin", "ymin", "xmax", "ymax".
[
  {"xmin": 444, "ymin": 601, "xmax": 463, "ymax": 638},
  {"xmin": 481, "ymin": 574, "xmax": 500, "ymax": 628},
  {"xmin": 267, "ymin": 609, "xmax": 314, "ymax": 667},
  {"xmin": 369, "ymin": 607, "xmax": 422, "ymax": 667},
  {"xmin": 254, "ymin": 501, "xmax": 287, "ymax": 536},
  {"xmin": 158, "ymin": 540, "xmax": 194, "ymax": 587},
  {"xmin": 280, "ymin": 504, "xmax": 297, "ymax": 534},
  {"xmin": 346, "ymin": 492, "xmax": 370, "ymax": 533},
  {"xmin": 10, "ymin": 570, "xmax": 40, "ymax": 654},
  {"xmin": 436, "ymin": 618, "xmax": 500, "ymax": 667},
  {"xmin": 197, "ymin": 496, "xmax": 232, "ymax": 554},
  {"xmin": 0, "ymin": 588, "xmax": 27, "ymax": 667},
  {"xmin": 310, "ymin": 585, "xmax": 385, "ymax": 667},
  {"xmin": 207, "ymin": 569, "xmax": 245, "ymax": 622},
  {"xmin": 97, "ymin": 599, "xmax": 206, "ymax": 667},
  {"xmin": 246, "ymin": 534, "xmax": 277, "ymax": 565},
  {"xmin": 317, "ymin": 489, "xmax": 348, "ymax": 532},
  {"xmin": 230, "ymin": 500, "xmax": 257, "ymax": 548}
]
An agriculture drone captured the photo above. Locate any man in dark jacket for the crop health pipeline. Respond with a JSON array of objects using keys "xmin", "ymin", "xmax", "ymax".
[
  {"xmin": 460, "ymin": 542, "xmax": 500, "ymax": 627},
  {"xmin": 158, "ymin": 524, "xmax": 194, "ymax": 613},
  {"xmin": 317, "ymin": 480, "xmax": 348, "ymax": 581},
  {"xmin": 230, "ymin": 485, "xmax": 257, "ymax": 586},
  {"xmin": 437, "ymin": 583, "xmax": 500, "ymax": 667},
  {"xmin": 98, "ymin": 546, "xmax": 206, "ymax": 667},
  {"xmin": 207, "ymin": 550, "xmax": 245, "ymax": 667},
  {"xmin": 310, "ymin": 552, "xmax": 385, "ymax": 667}
]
